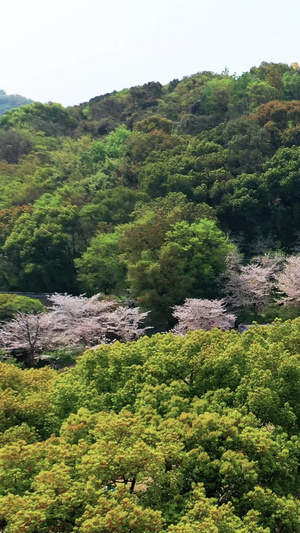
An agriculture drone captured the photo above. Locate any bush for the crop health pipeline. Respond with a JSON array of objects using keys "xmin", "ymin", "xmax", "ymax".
[{"xmin": 0, "ymin": 294, "xmax": 45, "ymax": 321}]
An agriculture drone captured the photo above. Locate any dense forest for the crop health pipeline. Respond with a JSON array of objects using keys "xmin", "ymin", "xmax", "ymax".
[
  {"xmin": 2, "ymin": 62, "xmax": 300, "ymax": 531},
  {"xmin": 1, "ymin": 322, "xmax": 300, "ymax": 531},
  {"xmin": 1, "ymin": 62, "xmax": 300, "ymax": 324}
]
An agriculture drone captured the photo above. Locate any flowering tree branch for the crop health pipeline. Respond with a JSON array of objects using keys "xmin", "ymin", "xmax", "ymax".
[{"xmin": 172, "ymin": 298, "xmax": 236, "ymax": 335}]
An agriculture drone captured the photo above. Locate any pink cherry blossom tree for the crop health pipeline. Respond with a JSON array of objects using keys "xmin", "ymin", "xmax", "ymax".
[
  {"xmin": 172, "ymin": 298, "xmax": 236, "ymax": 335},
  {"xmin": 0, "ymin": 313, "xmax": 42, "ymax": 366},
  {"xmin": 224, "ymin": 252, "xmax": 283, "ymax": 315},
  {"xmin": 0, "ymin": 293, "xmax": 149, "ymax": 366},
  {"xmin": 275, "ymin": 255, "xmax": 300, "ymax": 307}
]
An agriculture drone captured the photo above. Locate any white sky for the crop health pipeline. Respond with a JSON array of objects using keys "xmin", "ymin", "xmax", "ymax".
[{"xmin": 1, "ymin": 0, "xmax": 299, "ymax": 107}]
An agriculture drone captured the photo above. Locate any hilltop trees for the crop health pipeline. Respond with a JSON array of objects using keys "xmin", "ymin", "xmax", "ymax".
[
  {"xmin": 2, "ymin": 62, "xmax": 300, "ymax": 532},
  {"xmin": 0, "ymin": 89, "xmax": 33, "ymax": 116},
  {"xmin": 0, "ymin": 102, "xmax": 78, "ymax": 136},
  {"xmin": 1, "ymin": 63, "xmax": 300, "ymax": 326}
]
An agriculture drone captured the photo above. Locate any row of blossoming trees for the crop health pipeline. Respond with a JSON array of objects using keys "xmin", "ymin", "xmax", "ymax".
[
  {"xmin": 0, "ymin": 294, "xmax": 149, "ymax": 366},
  {"xmin": 179, "ymin": 252, "xmax": 300, "ymax": 334},
  {"xmin": 0, "ymin": 253, "xmax": 300, "ymax": 366}
]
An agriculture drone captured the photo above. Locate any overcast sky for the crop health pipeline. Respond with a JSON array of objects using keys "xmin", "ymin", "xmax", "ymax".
[{"xmin": 1, "ymin": 0, "xmax": 299, "ymax": 107}]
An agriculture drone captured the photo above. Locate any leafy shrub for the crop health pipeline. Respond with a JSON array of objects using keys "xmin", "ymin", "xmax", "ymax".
[{"xmin": 0, "ymin": 294, "xmax": 45, "ymax": 321}]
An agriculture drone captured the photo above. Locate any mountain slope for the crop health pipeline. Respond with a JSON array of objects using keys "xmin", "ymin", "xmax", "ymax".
[{"xmin": 0, "ymin": 89, "xmax": 33, "ymax": 116}]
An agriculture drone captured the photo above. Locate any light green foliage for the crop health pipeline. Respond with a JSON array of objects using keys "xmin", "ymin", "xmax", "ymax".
[
  {"xmin": 0, "ymin": 102, "xmax": 78, "ymax": 136},
  {"xmin": 0, "ymin": 363, "xmax": 57, "ymax": 435},
  {"xmin": 167, "ymin": 484, "xmax": 269, "ymax": 533},
  {"xmin": 246, "ymin": 81, "xmax": 277, "ymax": 109},
  {"xmin": 2, "ymin": 321, "xmax": 300, "ymax": 529},
  {"xmin": 75, "ymin": 486, "xmax": 164, "ymax": 533},
  {"xmin": 75, "ymin": 231, "xmax": 127, "ymax": 294},
  {"xmin": 0, "ymin": 294, "xmax": 44, "ymax": 321},
  {"xmin": 105, "ymin": 124, "xmax": 132, "ymax": 157},
  {"xmin": 282, "ymin": 70, "xmax": 300, "ymax": 100},
  {"xmin": 199, "ymin": 77, "xmax": 236, "ymax": 115}
]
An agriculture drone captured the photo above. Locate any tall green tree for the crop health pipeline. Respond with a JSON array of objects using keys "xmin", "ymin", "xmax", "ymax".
[
  {"xmin": 122, "ymin": 216, "xmax": 234, "ymax": 324},
  {"xmin": 3, "ymin": 206, "xmax": 80, "ymax": 292}
]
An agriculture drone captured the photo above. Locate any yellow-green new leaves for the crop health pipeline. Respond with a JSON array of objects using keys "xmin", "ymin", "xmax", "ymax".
[
  {"xmin": 75, "ymin": 486, "xmax": 164, "ymax": 533},
  {"xmin": 75, "ymin": 411, "xmax": 163, "ymax": 492},
  {"xmin": 0, "ymin": 363, "xmax": 57, "ymax": 435},
  {"xmin": 167, "ymin": 484, "xmax": 270, "ymax": 533},
  {"xmin": 2, "ymin": 322, "xmax": 300, "ymax": 530}
]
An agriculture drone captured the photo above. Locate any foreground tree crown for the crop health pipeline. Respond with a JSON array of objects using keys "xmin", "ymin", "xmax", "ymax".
[
  {"xmin": 0, "ymin": 320, "xmax": 300, "ymax": 530},
  {"xmin": 1, "ymin": 62, "xmax": 300, "ymax": 328}
]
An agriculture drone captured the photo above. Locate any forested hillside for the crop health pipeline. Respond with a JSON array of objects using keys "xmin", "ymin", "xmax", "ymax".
[
  {"xmin": 1, "ymin": 62, "xmax": 300, "ymax": 327},
  {"xmin": 2, "ymin": 62, "xmax": 300, "ymax": 532},
  {"xmin": 0, "ymin": 65, "xmax": 299, "ymax": 328}
]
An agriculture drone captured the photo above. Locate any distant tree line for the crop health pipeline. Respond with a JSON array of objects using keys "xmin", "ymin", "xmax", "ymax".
[{"xmin": 0, "ymin": 89, "xmax": 33, "ymax": 116}]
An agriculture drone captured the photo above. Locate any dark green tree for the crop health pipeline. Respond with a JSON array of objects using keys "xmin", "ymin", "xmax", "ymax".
[{"xmin": 3, "ymin": 207, "xmax": 80, "ymax": 292}]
